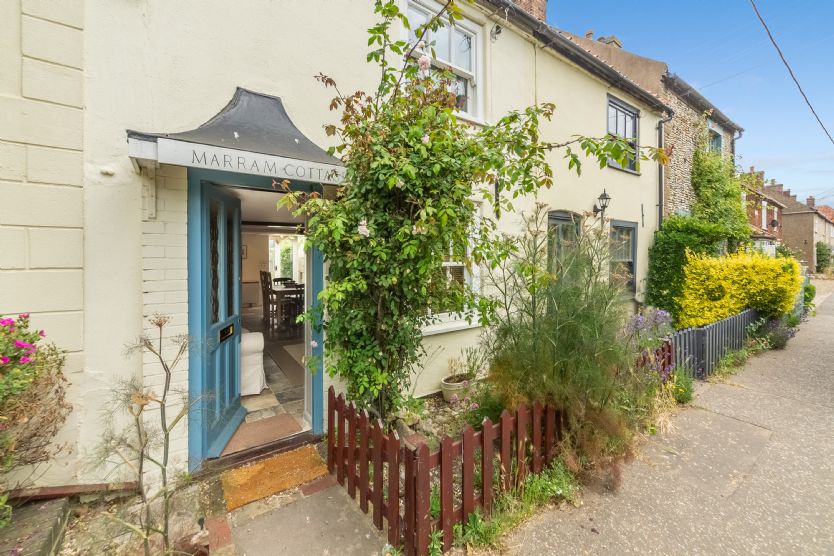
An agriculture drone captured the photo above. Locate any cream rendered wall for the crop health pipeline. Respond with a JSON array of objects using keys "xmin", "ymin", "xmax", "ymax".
[
  {"xmin": 4, "ymin": 0, "xmax": 664, "ymax": 486},
  {"xmin": 410, "ymin": 3, "xmax": 662, "ymax": 397},
  {"xmin": 0, "ymin": 0, "xmax": 86, "ymax": 486}
]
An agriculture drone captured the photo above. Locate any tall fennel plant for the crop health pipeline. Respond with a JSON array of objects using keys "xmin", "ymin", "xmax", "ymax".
[{"xmin": 96, "ymin": 315, "xmax": 194, "ymax": 555}]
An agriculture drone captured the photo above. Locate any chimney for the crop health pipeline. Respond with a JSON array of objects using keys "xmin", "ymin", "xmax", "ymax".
[
  {"xmin": 785, "ymin": 188, "xmax": 791, "ymax": 197},
  {"xmin": 512, "ymin": 0, "xmax": 546, "ymax": 20},
  {"xmin": 585, "ymin": 30, "xmax": 594, "ymax": 40},
  {"xmin": 749, "ymin": 165, "xmax": 755, "ymax": 173},
  {"xmin": 598, "ymin": 35, "xmax": 623, "ymax": 48},
  {"xmin": 807, "ymin": 196, "xmax": 815, "ymax": 208}
]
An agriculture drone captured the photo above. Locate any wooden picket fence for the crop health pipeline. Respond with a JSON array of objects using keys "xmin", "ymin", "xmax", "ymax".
[{"xmin": 327, "ymin": 386, "xmax": 565, "ymax": 555}]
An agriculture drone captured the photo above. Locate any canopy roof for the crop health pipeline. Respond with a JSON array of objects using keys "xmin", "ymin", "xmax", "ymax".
[{"xmin": 127, "ymin": 87, "xmax": 343, "ymax": 184}]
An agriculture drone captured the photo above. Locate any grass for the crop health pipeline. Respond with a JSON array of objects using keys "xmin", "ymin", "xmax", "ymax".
[
  {"xmin": 709, "ymin": 348, "xmax": 751, "ymax": 381},
  {"xmin": 445, "ymin": 460, "xmax": 578, "ymax": 551}
]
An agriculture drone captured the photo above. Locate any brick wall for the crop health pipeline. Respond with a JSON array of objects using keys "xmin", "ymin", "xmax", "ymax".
[
  {"xmin": 0, "ymin": 0, "xmax": 85, "ymax": 484},
  {"xmin": 141, "ymin": 164, "xmax": 191, "ymax": 477},
  {"xmin": 662, "ymin": 90, "xmax": 735, "ymax": 216},
  {"xmin": 512, "ymin": 0, "xmax": 546, "ymax": 20}
]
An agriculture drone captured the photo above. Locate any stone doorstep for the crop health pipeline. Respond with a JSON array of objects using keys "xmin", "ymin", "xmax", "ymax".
[{"xmin": 0, "ymin": 498, "xmax": 70, "ymax": 556}]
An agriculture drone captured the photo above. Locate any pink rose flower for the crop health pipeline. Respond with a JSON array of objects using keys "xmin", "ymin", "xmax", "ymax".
[
  {"xmin": 19, "ymin": 357, "xmax": 30, "ymax": 364},
  {"xmin": 310, "ymin": 340, "xmax": 319, "ymax": 349},
  {"xmin": 19, "ymin": 313, "xmax": 29, "ymax": 319},
  {"xmin": 39, "ymin": 330, "xmax": 45, "ymax": 337},
  {"xmin": 0, "ymin": 357, "xmax": 9, "ymax": 365},
  {"xmin": 417, "ymin": 54, "xmax": 431, "ymax": 71}
]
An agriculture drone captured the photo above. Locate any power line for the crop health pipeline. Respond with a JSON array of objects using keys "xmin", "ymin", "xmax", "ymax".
[{"xmin": 749, "ymin": 0, "xmax": 834, "ymax": 146}]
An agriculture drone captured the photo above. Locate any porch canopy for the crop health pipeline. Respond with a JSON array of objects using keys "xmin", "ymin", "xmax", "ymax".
[{"xmin": 127, "ymin": 87, "xmax": 344, "ymax": 185}]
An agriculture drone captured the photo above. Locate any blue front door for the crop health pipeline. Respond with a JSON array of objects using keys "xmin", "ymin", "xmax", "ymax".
[{"xmin": 199, "ymin": 183, "xmax": 245, "ymax": 458}]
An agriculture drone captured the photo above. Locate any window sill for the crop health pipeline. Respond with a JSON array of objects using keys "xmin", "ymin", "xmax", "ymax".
[
  {"xmin": 606, "ymin": 162, "xmax": 641, "ymax": 176},
  {"xmin": 422, "ymin": 315, "xmax": 482, "ymax": 337},
  {"xmin": 454, "ymin": 112, "xmax": 487, "ymax": 128}
]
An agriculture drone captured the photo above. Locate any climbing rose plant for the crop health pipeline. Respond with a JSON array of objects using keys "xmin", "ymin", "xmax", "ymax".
[{"xmin": 281, "ymin": 0, "xmax": 666, "ymax": 421}]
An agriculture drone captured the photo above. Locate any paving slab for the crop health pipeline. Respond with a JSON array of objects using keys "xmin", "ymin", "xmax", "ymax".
[
  {"xmin": 230, "ymin": 483, "xmax": 387, "ymax": 556},
  {"xmin": 503, "ymin": 296, "xmax": 834, "ymax": 555}
]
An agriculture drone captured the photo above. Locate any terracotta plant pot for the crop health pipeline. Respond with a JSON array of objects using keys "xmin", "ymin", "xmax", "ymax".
[{"xmin": 440, "ymin": 374, "xmax": 470, "ymax": 403}]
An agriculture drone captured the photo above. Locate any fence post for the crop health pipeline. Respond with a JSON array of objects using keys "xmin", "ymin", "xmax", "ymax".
[
  {"xmin": 440, "ymin": 436, "xmax": 454, "ymax": 551},
  {"xmin": 387, "ymin": 433, "xmax": 401, "ymax": 547},
  {"xmin": 327, "ymin": 387, "xmax": 335, "ymax": 473},
  {"xmin": 414, "ymin": 444, "xmax": 430, "ymax": 556},
  {"xmin": 696, "ymin": 327, "xmax": 706, "ymax": 379},
  {"xmin": 403, "ymin": 447, "xmax": 416, "ymax": 556},
  {"xmin": 481, "ymin": 418, "xmax": 494, "ymax": 516}
]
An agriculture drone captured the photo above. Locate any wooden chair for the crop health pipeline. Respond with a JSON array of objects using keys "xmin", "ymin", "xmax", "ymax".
[{"xmin": 260, "ymin": 271, "xmax": 279, "ymax": 331}]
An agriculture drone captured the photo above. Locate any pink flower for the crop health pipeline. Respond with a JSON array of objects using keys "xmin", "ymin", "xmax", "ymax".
[
  {"xmin": 357, "ymin": 219, "xmax": 370, "ymax": 238},
  {"xmin": 0, "ymin": 319, "xmax": 13, "ymax": 327},
  {"xmin": 310, "ymin": 340, "xmax": 319, "ymax": 349},
  {"xmin": 417, "ymin": 55, "xmax": 431, "ymax": 71},
  {"xmin": 0, "ymin": 357, "xmax": 9, "ymax": 365},
  {"xmin": 39, "ymin": 330, "xmax": 45, "ymax": 337},
  {"xmin": 470, "ymin": 403, "xmax": 479, "ymax": 411},
  {"xmin": 19, "ymin": 313, "xmax": 29, "ymax": 319},
  {"xmin": 449, "ymin": 394, "xmax": 459, "ymax": 404},
  {"xmin": 19, "ymin": 357, "xmax": 30, "ymax": 364},
  {"xmin": 14, "ymin": 340, "xmax": 29, "ymax": 349},
  {"xmin": 421, "ymin": 134, "xmax": 430, "ymax": 145}
]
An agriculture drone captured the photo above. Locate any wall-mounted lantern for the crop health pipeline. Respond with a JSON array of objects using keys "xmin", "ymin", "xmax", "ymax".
[{"xmin": 593, "ymin": 189, "xmax": 611, "ymax": 218}]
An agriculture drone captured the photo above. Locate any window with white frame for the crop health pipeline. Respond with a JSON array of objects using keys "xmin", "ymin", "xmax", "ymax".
[
  {"xmin": 407, "ymin": 1, "xmax": 479, "ymax": 117},
  {"xmin": 607, "ymin": 96, "xmax": 639, "ymax": 172},
  {"xmin": 428, "ymin": 210, "xmax": 481, "ymax": 319}
]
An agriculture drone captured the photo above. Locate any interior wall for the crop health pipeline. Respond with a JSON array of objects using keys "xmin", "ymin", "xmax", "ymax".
[{"xmin": 241, "ymin": 232, "xmax": 269, "ymax": 283}]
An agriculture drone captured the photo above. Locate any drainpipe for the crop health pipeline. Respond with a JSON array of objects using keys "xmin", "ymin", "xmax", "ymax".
[
  {"xmin": 732, "ymin": 129, "xmax": 743, "ymax": 160},
  {"xmin": 657, "ymin": 110, "xmax": 674, "ymax": 228}
]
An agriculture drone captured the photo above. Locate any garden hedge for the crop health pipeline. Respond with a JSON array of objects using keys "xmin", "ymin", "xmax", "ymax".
[
  {"xmin": 677, "ymin": 251, "xmax": 803, "ymax": 328},
  {"xmin": 645, "ymin": 215, "xmax": 726, "ymax": 321}
]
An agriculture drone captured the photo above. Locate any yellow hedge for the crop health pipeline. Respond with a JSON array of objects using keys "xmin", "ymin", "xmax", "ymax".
[{"xmin": 676, "ymin": 250, "xmax": 802, "ymax": 328}]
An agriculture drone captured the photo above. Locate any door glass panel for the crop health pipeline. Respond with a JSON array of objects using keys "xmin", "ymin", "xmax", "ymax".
[
  {"xmin": 226, "ymin": 209, "xmax": 235, "ymax": 319},
  {"xmin": 209, "ymin": 199, "xmax": 220, "ymax": 323}
]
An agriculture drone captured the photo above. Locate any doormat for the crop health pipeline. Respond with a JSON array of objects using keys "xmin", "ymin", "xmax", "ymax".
[{"xmin": 220, "ymin": 445, "xmax": 327, "ymax": 511}]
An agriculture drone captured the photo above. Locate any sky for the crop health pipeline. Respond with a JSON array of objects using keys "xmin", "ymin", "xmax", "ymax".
[{"xmin": 548, "ymin": 0, "xmax": 834, "ymax": 204}]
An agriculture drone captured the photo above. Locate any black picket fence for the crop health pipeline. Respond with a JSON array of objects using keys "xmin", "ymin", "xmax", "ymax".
[{"xmin": 669, "ymin": 309, "xmax": 759, "ymax": 378}]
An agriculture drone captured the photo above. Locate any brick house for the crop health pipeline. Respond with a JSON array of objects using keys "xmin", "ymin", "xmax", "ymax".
[
  {"xmin": 761, "ymin": 178, "xmax": 834, "ymax": 269},
  {"xmin": 740, "ymin": 168, "xmax": 784, "ymax": 256},
  {"xmin": 560, "ymin": 31, "xmax": 743, "ymax": 220}
]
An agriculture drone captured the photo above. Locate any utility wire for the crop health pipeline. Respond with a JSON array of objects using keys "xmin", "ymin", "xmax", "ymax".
[{"xmin": 749, "ymin": 0, "xmax": 834, "ymax": 146}]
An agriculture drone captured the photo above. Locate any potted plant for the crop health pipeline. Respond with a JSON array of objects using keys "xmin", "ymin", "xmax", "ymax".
[{"xmin": 440, "ymin": 346, "xmax": 486, "ymax": 403}]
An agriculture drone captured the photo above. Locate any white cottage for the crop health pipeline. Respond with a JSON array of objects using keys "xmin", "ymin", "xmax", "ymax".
[{"xmin": 0, "ymin": 0, "xmax": 669, "ymax": 490}]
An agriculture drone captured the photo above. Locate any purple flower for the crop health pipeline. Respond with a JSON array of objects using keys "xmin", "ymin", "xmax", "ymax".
[
  {"xmin": 469, "ymin": 403, "xmax": 479, "ymax": 411},
  {"xmin": 449, "ymin": 394, "xmax": 459, "ymax": 404}
]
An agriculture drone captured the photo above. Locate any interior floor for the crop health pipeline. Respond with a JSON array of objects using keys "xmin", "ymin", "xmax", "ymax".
[{"xmin": 220, "ymin": 306, "xmax": 307, "ymax": 456}]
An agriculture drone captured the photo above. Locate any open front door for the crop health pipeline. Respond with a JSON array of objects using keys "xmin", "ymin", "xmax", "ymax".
[{"xmin": 200, "ymin": 183, "xmax": 245, "ymax": 458}]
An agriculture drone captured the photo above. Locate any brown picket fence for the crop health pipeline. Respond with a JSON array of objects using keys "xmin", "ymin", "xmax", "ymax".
[{"xmin": 327, "ymin": 386, "xmax": 566, "ymax": 555}]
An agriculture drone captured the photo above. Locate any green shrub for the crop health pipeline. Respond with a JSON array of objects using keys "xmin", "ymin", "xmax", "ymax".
[
  {"xmin": 816, "ymin": 242, "xmax": 832, "ymax": 273},
  {"xmin": 278, "ymin": 243, "xmax": 293, "ymax": 278},
  {"xmin": 672, "ymin": 367, "xmax": 694, "ymax": 404},
  {"xmin": 765, "ymin": 319, "xmax": 796, "ymax": 349},
  {"xmin": 483, "ymin": 205, "xmax": 653, "ymax": 468},
  {"xmin": 645, "ymin": 215, "xmax": 726, "ymax": 319},
  {"xmin": 804, "ymin": 283, "xmax": 816, "ymax": 305},
  {"xmin": 776, "ymin": 243, "xmax": 802, "ymax": 260},
  {"xmin": 465, "ymin": 383, "xmax": 504, "ymax": 429},
  {"xmin": 691, "ymin": 145, "xmax": 750, "ymax": 244},
  {"xmin": 0, "ymin": 314, "xmax": 71, "ymax": 528},
  {"xmin": 677, "ymin": 250, "xmax": 803, "ymax": 328}
]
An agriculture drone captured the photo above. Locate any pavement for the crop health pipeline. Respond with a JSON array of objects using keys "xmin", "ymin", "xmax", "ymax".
[
  {"xmin": 501, "ymin": 292, "xmax": 834, "ymax": 555},
  {"xmin": 227, "ymin": 474, "xmax": 387, "ymax": 556}
]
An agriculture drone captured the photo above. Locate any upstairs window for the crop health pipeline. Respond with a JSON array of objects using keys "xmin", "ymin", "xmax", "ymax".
[
  {"xmin": 607, "ymin": 97, "xmax": 639, "ymax": 172},
  {"xmin": 708, "ymin": 129, "xmax": 723, "ymax": 153},
  {"xmin": 408, "ymin": 1, "xmax": 479, "ymax": 117}
]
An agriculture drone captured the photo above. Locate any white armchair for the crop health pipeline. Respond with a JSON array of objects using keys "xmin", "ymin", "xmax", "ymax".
[{"xmin": 240, "ymin": 331, "xmax": 267, "ymax": 396}]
